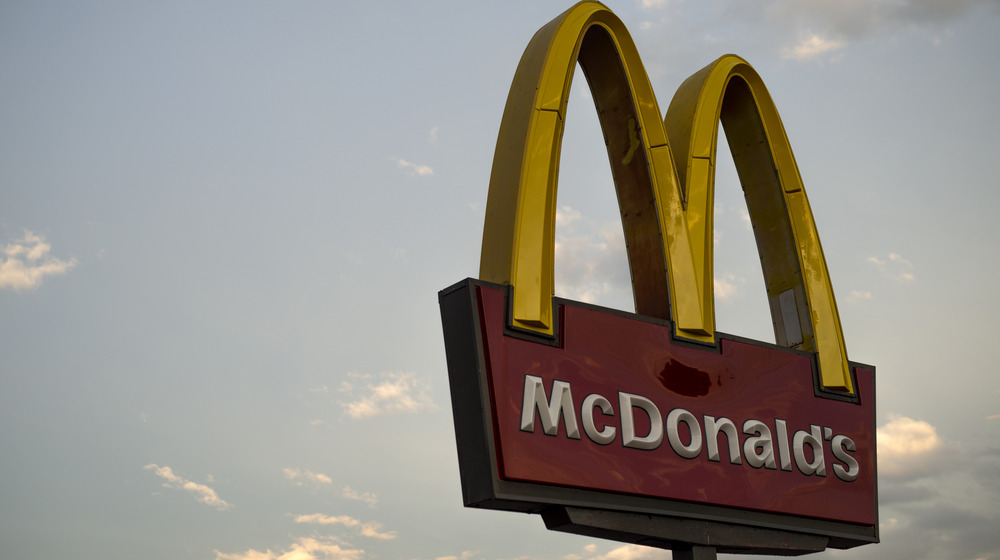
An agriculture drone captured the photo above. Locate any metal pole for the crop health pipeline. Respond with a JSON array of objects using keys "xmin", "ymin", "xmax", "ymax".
[{"xmin": 673, "ymin": 545, "xmax": 718, "ymax": 560}]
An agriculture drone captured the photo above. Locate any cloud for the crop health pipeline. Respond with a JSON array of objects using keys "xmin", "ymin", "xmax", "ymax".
[
  {"xmin": 846, "ymin": 290, "xmax": 874, "ymax": 303},
  {"xmin": 558, "ymin": 542, "xmax": 669, "ymax": 560},
  {"xmin": 876, "ymin": 415, "xmax": 944, "ymax": 479},
  {"xmin": 583, "ymin": 544, "xmax": 669, "ymax": 560},
  {"xmin": 340, "ymin": 372, "xmax": 436, "ymax": 419},
  {"xmin": 557, "ymin": 206, "xmax": 583, "ymax": 228},
  {"xmin": 765, "ymin": 0, "xmax": 985, "ymax": 38},
  {"xmin": 712, "ymin": 0, "xmax": 988, "ymax": 61},
  {"xmin": 554, "ymin": 206, "xmax": 631, "ymax": 308},
  {"xmin": 849, "ymin": 411, "xmax": 1000, "ymax": 560},
  {"xmin": 294, "ymin": 514, "xmax": 396, "ymax": 540},
  {"xmin": 428, "ymin": 127, "xmax": 439, "ymax": 143},
  {"xmin": 714, "ymin": 273, "xmax": 742, "ymax": 302},
  {"xmin": 859, "ymin": 442, "xmax": 1000, "ymax": 560},
  {"xmin": 342, "ymin": 485, "xmax": 378, "ymax": 508},
  {"xmin": 144, "ymin": 464, "xmax": 232, "ymax": 510},
  {"xmin": 283, "ymin": 467, "xmax": 333, "ymax": 486},
  {"xmin": 867, "ymin": 252, "xmax": 915, "ymax": 282},
  {"xmin": 0, "ymin": 230, "xmax": 77, "ymax": 291},
  {"xmin": 781, "ymin": 33, "xmax": 846, "ymax": 60},
  {"xmin": 392, "ymin": 157, "xmax": 433, "ymax": 176},
  {"xmin": 435, "ymin": 552, "xmax": 477, "ymax": 560},
  {"xmin": 214, "ymin": 536, "xmax": 363, "ymax": 560}
]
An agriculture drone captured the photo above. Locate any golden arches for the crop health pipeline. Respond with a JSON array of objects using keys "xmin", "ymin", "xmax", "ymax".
[{"xmin": 479, "ymin": 2, "xmax": 853, "ymax": 393}]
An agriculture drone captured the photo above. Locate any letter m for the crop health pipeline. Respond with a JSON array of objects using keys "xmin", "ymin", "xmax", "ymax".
[{"xmin": 520, "ymin": 375, "xmax": 580, "ymax": 439}]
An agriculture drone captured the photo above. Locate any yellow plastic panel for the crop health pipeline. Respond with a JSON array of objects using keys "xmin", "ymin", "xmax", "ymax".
[
  {"xmin": 664, "ymin": 55, "xmax": 853, "ymax": 393},
  {"xmin": 479, "ymin": 3, "xmax": 853, "ymax": 392}
]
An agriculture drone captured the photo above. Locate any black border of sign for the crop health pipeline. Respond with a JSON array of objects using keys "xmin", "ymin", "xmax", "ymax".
[{"xmin": 439, "ymin": 278, "xmax": 878, "ymax": 553}]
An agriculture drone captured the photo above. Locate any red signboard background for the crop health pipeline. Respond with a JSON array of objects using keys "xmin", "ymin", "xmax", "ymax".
[{"xmin": 477, "ymin": 285, "xmax": 876, "ymax": 527}]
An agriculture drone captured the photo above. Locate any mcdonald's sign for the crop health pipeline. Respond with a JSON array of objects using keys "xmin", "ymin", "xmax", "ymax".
[{"xmin": 439, "ymin": 2, "xmax": 877, "ymax": 554}]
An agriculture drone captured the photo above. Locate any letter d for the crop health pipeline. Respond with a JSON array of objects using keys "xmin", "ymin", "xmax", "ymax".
[
  {"xmin": 619, "ymin": 392, "xmax": 663, "ymax": 450},
  {"xmin": 792, "ymin": 424, "xmax": 827, "ymax": 476}
]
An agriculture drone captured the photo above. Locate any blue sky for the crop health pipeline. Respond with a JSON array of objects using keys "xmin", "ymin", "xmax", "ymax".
[{"xmin": 2, "ymin": 1, "xmax": 999, "ymax": 559}]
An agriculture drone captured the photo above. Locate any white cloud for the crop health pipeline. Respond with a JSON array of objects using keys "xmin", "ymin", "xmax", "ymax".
[
  {"xmin": 714, "ymin": 273, "xmax": 742, "ymax": 302},
  {"xmin": 342, "ymin": 485, "xmax": 378, "ymax": 508},
  {"xmin": 294, "ymin": 513, "xmax": 396, "ymax": 540},
  {"xmin": 554, "ymin": 206, "xmax": 631, "ymax": 308},
  {"xmin": 763, "ymin": 0, "xmax": 966, "ymax": 38},
  {"xmin": 862, "ymin": 415, "xmax": 1000, "ymax": 559},
  {"xmin": 435, "ymin": 551, "xmax": 477, "ymax": 560},
  {"xmin": 559, "ymin": 542, "xmax": 668, "ymax": 560},
  {"xmin": 0, "ymin": 230, "xmax": 77, "ymax": 291},
  {"xmin": 215, "ymin": 536, "xmax": 363, "ymax": 560},
  {"xmin": 144, "ymin": 464, "xmax": 232, "ymax": 510},
  {"xmin": 781, "ymin": 33, "xmax": 846, "ymax": 60},
  {"xmin": 428, "ymin": 127, "xmax": 439, "ymax": 143},
  {"xmin": 877, "ymin": 415, "xmax": 944, "ymax": 478},
  {"xmin": 283, "ymin": 467, "xmax": 333, "ymax": 486},
  {"xmin": 716, "ymin": 0, "xmax": 987, "ymax": 61},
  {"xmin": 889, "ymin": 253, "xmax": 916, "ymax": 281},
  {"xmin": 846, "ymin": 289, "xmax": 874, "ymax": 303},
  {"xmin": 867, "ymin": 252, "xmax": 915, "ymax": 282},
  {"xmin": 392, "ymin": 157, "xmax": 433, "ymax": 176},
  {"xmin": 739, "ymin": 209, "xmax": 752, "ymax": 230},
  {"xmin": 341, "ymin": 372, "xmax": 436, "ymax": 419},
  {"xmin": 556, "ymin": 206, "xmax": 583, "ymax": 228},
  {"xmin": 586, "ymin": 544, "xmax": 669, "ymax": 560}
]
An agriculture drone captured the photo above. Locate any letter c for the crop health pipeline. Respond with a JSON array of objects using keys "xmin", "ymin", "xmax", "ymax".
[{"xmin": 582, "ymin": 393, "xmax": 616, "ymax": 445}]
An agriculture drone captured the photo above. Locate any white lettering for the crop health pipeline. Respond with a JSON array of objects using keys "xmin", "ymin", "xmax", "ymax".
[
  {"xmin": 831, "ymin": 434, "xmax": 859, "ymax": 482},
  {"xmin": 520, "ymin": 375, "xmax": 580, "ymax": 439},
  {"xmin": 666, "ymin": 408, "xmax": 702, "ymax": 458},
  {"xmin": 619, "ymin": 392, "xmax": 663, "ymax": 450},
  {"xmin": 793, "ymin": 425, "xmax": 827, "ymax": 476},
  {"xmin": 704, "ymin": 416, "xmax": 741, "ymax": 464},
  {"xmin": 742, "ymin": 419, "xmax": 777, "ymax": 469},
  {"xmin": 582, "ymin": 393, "xmax": 616, "ymax": 445},
  {"xmin": 774, "ymin": 418, "xmax": 793, "ymax": 471},
  {"xmin": 514, "ymin": 375, "xmax": 861, "ymax": 482}
]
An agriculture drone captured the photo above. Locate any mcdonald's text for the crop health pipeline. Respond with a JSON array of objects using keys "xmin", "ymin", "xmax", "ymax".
[{"xmin": 520, "ymin": 374, "xmax": 860, "ymax": 482}]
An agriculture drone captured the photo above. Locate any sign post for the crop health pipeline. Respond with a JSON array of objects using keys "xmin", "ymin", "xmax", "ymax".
[{"xmin": 440, "ymin": 2, "xmax": 877, "ymax": 555}]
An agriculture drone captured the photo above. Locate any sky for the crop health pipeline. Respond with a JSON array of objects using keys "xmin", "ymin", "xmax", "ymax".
[{"xmin": 1, "ymin": 1, "xmax": 999, "ymax": 559}]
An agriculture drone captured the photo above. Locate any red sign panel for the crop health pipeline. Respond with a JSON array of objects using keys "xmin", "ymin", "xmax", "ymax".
[{"xmin": 477, "ymin": 284, "xmax": 876, "ymax": 525}]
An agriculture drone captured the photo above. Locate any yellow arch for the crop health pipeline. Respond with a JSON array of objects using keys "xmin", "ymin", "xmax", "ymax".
[{"xmin": 479, "ymin": 1, "xmax": 853, "ymax": 393}]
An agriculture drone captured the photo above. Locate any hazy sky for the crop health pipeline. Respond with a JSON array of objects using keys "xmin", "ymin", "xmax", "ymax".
[{"xmin": 2, "ymin": 1, "xmax": 999, "ymax": 559}]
